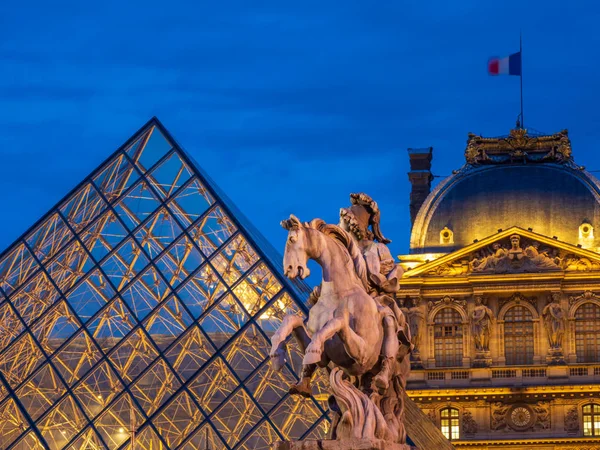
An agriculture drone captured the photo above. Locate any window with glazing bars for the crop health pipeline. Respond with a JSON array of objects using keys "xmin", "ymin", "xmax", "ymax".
[
  {"xmin": 434, "ymin": 308, "xmax": 463, "ymax": 367},
  {"xmin": 440, "ymin": 407, "xmax": 460, "ymax": 440},
  {"xmin": 583, "ymin": 404, "xmax": 600, "ymax": 436},
  {"xmin": 504, "ymin": 305, "xmax": 534, "ymax": 365},
  {"xmin": 575, "ymin": 303, "xmax": 600, "ymax": 363}
]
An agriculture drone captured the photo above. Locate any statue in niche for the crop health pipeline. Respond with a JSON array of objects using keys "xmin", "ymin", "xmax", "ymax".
[
  {"xmin": 542, "ymin": 293, "xmax": 566, "ymax": 349},
  {"xmin": 470, "ymin": 296, "xmax": 494, "ymax": 352},
  {"xmin": 406, "ymin": 298, "xmax": 425, "ymax": 354},
  {"xmin": 398, "ymin": 297, "xmax": 424, "ymax": 356}
]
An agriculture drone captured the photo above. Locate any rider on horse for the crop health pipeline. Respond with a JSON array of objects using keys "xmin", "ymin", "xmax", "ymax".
[{"xmin": 338, "ymin": 193, "xmax": 410, "ymax": 392}]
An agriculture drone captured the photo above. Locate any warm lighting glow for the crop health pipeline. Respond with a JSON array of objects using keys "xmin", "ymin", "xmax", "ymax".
[{"xmin": 118, "ymin": 427, "xmax": 125, "ymax": 433}]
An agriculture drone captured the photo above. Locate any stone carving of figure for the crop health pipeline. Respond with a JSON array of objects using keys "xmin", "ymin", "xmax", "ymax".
[
  {"xmin": 470, "ymin": 242, "xmax": 508, "ymax": 272},
  {"xmin": 533, "ymin": 402, "xmax": 551, "ymax": 430},
  {"xmin": 491, "ymin": 403, "xmax": 510, "ymax": 430},
  {"xmin": 470, "ymin": 296, "xmax": 494, "ymax": 352},
  {"xmin": 339, "ymin": 193, "xmax": 402, "ymax": 295},
  {"xmin": 524, "ymin": 241, "xmax": 560, "ymax": 269},
  {"xmin": 564, "ymin": 406, "xmax": 579, "ymax": 432},
  {"xmin": 507, "ymin": 234, "xmax": 524, "ymax": 264},
  {"xmin": 462, "ymin": 410, "xmax": 478, "ymax": 434},
  {"xmin": 406, "ymin": 298, "xmax": 425, "ymax": 353},
  {"xmin": 542, "ymin": 293, "xmax": 566, "ymax": 349},
  {"xmin": 338, "ymin": 193, "xmax": 410, "ymax": 391}
]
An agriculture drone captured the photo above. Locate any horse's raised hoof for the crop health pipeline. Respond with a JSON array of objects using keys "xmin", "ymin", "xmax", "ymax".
[
  {"xmin": 302, "ymin": 343, "xmax": 322, "ymax": 365},
  {"xmin": 270, "ymin": 347, "xmax": 287, "ymax": 371},
  {"xmin": 289, "ymin": 378, "xmax": 312, "ymax": 398}
]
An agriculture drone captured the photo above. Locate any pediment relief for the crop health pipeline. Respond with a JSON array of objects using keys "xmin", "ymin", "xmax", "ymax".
[{"xmin": 403, "ymin": 227, "xmax": 600, "ymax": 278}]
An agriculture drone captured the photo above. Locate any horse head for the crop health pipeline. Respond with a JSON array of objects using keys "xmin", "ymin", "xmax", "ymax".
[{"xmin": 281, "ymin": 214, "xmax": 311, "ymax": 280}]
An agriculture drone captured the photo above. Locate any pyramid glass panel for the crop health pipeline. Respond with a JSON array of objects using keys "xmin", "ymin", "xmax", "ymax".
[{"xmin": 0, "ymin": 118, "xmax": 325, "ymax": 449}]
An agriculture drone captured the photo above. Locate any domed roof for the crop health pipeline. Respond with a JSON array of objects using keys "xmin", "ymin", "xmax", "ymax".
[{"xmin": 410, "ymin": 128, "xmax": 600, "ymax": 254}]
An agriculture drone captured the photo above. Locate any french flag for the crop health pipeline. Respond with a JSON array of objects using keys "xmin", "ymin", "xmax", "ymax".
[{"xmin": 488, "ymin": 52, "xmax": 521, "ymax": 76}]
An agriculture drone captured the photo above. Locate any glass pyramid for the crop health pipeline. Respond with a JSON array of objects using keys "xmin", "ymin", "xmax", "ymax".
[{"xmin": 0, "ymin": 118, "xmax": 330, "ymax": 449}]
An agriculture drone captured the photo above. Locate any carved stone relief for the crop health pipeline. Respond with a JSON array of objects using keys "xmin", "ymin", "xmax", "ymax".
[
  {"xmin": 424, "ymin": 234, "xmax": 600, "ymax": 277},
  {"xmin": 532, "ymin": 402, "xmax": 551, "ymax": 430},
  {"xmin": 426, "ymin": 409, "xmax": 437, "ymax": 426},
  {"xmin": 490, "ymin": 403, "xmax": 510, "ymax": 431},
  {"xmin": 491, "ymin": 402, "xmax": 551, "ymax": 432},
  {"xmin": 462, "ymin": 410, "xmax": 478, "ymax": 435},
  {"xmin": 470, "ymin": 235, "xmax": 560, "ymax": 274},
  {"xmin": 564, "ymin": 406, "xmax": 579, "ymax": 433}
]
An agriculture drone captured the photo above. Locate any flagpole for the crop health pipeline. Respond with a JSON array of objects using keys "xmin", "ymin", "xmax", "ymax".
[{"xmin": 520, "ymin": 32, "xmax": 524, "ymax": 128}]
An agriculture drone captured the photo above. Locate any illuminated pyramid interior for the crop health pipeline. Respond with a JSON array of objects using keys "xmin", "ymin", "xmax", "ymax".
[{"xmin": 0, "ymin": 118, "xmax": 329, "ymax": 449}]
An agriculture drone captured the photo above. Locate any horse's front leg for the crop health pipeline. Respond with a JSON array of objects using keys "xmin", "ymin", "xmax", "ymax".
[{"xmin": 270, "ymin": 314, "xmax": 306, "ymax": 371}]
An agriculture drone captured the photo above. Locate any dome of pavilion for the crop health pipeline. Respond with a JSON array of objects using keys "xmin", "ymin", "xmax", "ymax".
[{"xmin": 409, "ymin": 127, "xmax": 600, "ymax": 254}]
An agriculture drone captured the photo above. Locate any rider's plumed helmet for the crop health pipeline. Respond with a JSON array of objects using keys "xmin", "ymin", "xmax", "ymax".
[{"xmin": 339, "ymin": 193, "xmax": 391, "ymax": 244}]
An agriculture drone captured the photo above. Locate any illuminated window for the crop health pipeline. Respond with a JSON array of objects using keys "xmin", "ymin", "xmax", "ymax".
[
  {"xmin": 504, "ymin": 306, "xmax": 534, "ymax": 365},
  {"xmin": 434, "ymin": 308, "xmax": 463, "ymax": 367},
  {"xmin": 575, "ymin": 303, "xmax": 600, "ymax": 363},
  {"xmin": 440, "ymin": 407, "xmax": 460, "ymax": 440},
  {"xmin": 583, "ymin": 404, "xmax": 600, "ymax": 436}
]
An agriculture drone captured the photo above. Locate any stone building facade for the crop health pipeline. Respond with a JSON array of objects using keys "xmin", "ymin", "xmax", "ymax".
[{"xmin": 401, "ymin": 126, "xmax": 600, "ymax": 449}]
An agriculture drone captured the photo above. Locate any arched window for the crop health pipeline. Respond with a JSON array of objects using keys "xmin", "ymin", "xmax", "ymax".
[
  {"xmin": 440, "ymin": 407, "xmax": 460, "ymax": 440},
  {"xmin": 504, "ymin": 305, "xmax": 534, "ymax": 365},
  {"xmin": 434, "ymin": 308, "xmax": 463, "ymax": 367},
  {"xmin": 583, "ymin": 404, "xmax": 600, "ymax": 436},
  {"xmin": 575, "ymin": 303, "xmax": 600, "ymax": 363}
]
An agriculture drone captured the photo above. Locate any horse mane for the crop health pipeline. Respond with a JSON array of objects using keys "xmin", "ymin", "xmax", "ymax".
[{"xmin": 306, "ymin": 219, "xmax": 369, "ymax": 291}]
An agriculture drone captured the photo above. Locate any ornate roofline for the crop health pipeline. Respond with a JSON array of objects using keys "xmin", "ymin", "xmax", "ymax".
[{"xmin": 465, "ymin": 126, "xmax": 573, "ymax": 166}]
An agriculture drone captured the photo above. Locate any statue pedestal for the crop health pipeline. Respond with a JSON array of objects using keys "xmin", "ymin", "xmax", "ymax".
[
  {"xmin": 546, "ymin": 348, "xmax": 565, "ymax": 365},
  {"xmin": 410, "ymin": 351, "xmax": 424, "ymax": 369},
  {"xmin": 472, "ymin": 351, "xmax": 492, "ymax": 368},
  {"xmin": 272, "ymin": 439, "xmax": 416, "ymax": 450}
]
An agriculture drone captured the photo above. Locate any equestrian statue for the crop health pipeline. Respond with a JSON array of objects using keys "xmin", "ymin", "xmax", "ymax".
[{"xmin": 270, "ymin": 193, "xmax": 413, "ymax": 450}]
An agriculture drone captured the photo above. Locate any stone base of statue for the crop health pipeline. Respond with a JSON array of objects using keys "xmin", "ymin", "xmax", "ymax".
[
  {"xmin": 472, "ymin": 350, "xmax": 492, "ymax": 368},
  {"xmin": 272, "ymin": 439, "xmax": 416, "ymax": 450},
  {"xmin": 546, "ymin": 348, "xmax": 566, "ymax": 365},
  {"xmin": 410, "ymin": 351, "xmax": 424, "ymax": 369}
]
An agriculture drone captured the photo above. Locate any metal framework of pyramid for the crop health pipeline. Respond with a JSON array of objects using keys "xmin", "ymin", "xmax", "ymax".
[{"xmin": 0, "ymin": 118, "xmax": 330, "ymax": 450}]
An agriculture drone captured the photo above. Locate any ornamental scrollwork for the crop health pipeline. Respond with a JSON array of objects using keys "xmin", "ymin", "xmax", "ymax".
[
  {"xmin": 498, "ymin": 292, "xmax": 537, "ymax": 312},
  {"xmin": 568, "ymin": 290, "xmax": 599, "ymax": 306},
  {"xmin": 427, "ymin": 296, "xmax": 467, "ymax": 313}
]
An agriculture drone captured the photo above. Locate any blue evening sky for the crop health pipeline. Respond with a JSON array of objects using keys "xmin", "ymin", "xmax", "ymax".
[{"xmin": 1, "ymin": 1, "xmax": 599, "ymax": 259}]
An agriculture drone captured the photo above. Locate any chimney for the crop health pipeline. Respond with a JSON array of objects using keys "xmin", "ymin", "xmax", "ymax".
[{"xmin": 407, "ymin": 147, "xmax": 433, "ymax": 224}]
